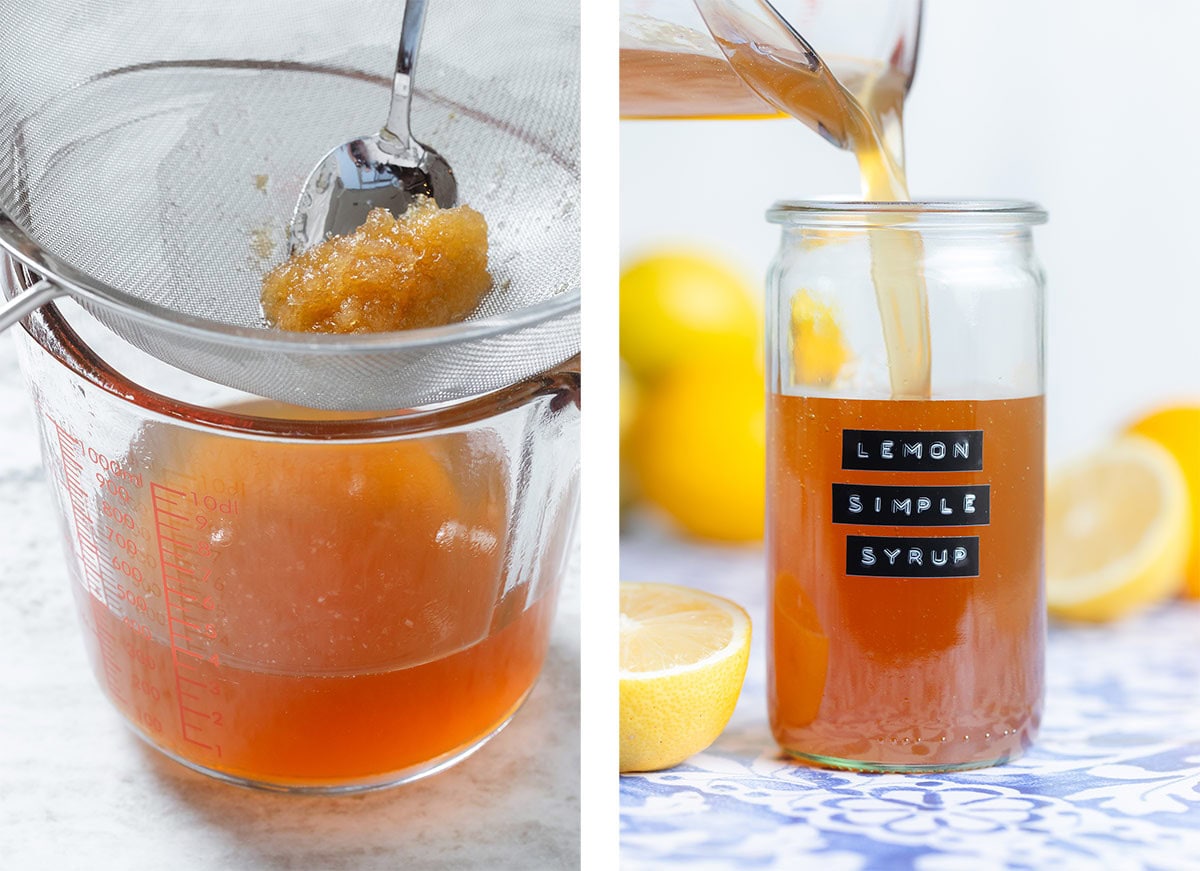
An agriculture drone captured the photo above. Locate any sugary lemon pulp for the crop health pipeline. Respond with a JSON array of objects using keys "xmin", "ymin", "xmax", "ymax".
[{"xmin": 261, "ymin": 197, "xmax": 490, "ymax": 333}]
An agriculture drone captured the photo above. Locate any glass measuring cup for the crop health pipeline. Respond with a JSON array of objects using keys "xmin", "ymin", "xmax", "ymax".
[{"xmin": 4, "ymin": 257, "xmax": 579, "ymax": 793}]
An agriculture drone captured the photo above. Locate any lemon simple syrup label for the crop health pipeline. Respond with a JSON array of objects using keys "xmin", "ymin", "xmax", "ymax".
[
  {"xmin": 841, "ymin": 429, "xmax": 984, "ymax": 472},
  {"xmin": 832, "ymin": 484, "xmax": 990, "ymax": 526},
  {"xmin": 839, "ymin": 429, "xmax": 987, "ymax": 579}
]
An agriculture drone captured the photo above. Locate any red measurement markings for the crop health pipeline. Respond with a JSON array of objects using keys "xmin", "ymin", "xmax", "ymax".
[
  {"xmin": 51, "ymin": 422, "xmax": 126, "ymax": 705},
  {"xmin": 150, "ymin": 483, "xmax": 223, "ymax": 757}
]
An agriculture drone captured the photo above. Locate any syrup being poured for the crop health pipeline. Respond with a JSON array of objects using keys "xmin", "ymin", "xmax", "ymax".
[{"xmin": 620, "ymin": 1, "xmax": 931, "ymax": 398}]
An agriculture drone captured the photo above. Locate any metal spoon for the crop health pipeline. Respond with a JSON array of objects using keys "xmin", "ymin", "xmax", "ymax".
[{"xmin": 288, "ymin": 0, "xmax": 456, "ymax": 254}]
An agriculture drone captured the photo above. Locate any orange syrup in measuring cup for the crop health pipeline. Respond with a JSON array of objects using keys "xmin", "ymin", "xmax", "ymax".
[{"xmin": 56, "ymin": 407, "xmax": 559, "ymax": 787}]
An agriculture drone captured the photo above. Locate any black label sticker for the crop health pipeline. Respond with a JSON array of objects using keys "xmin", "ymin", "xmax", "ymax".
[
  {"xmin": 846, "ymin": 535, "xmax": 980, "ymax": 578},
  {"xmin": 832, "ymin": 484, "xmax": 991, "ymax": 527},
  {"xmin": 842, "ymin": 429, "xmax": 984, "ymax": 472}
]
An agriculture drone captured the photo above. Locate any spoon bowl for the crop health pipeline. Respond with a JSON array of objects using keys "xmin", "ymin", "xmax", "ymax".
[
  {"xmin": 289, "ymin": 0, "xmax": 454, "ymax": 254},
  {"xmin": 289, "ymin": 134, "xmax": 456, "ymax": 255}
]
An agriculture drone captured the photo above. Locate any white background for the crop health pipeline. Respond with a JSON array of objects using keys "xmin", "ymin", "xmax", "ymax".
[{"xmin": 620, "ymin": 0, "xmax": 1200, "ymax": 464}]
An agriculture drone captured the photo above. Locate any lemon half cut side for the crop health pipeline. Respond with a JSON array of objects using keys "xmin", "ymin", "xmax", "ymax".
[
  {"xmin": 619, "ymin": 582, "xmax": 751, "ymax": 772},
  {"xmin": 1046, "ymin": 435, "xmax": 1190, "ymax": 621}
]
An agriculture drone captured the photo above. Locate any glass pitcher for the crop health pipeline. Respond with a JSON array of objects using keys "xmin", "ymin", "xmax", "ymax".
[{"xmin": 620, "ymin": 0, "xmax": 923, "ymax": 155}]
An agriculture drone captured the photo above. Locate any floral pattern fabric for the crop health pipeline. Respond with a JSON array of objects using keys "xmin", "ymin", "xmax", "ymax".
[{"xmin": 620, "ymin": 532, "xmax": 1200, "ymax": 870}]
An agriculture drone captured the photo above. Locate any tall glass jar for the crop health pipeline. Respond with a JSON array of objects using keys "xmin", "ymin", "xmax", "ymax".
[{"xmin": 765, "ymin": 200, "xmax": 1047, "ymax": 771}]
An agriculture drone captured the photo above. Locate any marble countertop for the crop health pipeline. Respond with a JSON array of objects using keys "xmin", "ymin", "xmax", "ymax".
[
  {"xmin": 0, "ymin": 332, "xmax": 580, "ymax": 870},
  {"xmin": 620, "ymin": 521, "xmax": 1200, "ymax": 869}
]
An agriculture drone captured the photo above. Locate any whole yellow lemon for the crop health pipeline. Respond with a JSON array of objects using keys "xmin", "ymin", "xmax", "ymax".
[
  {"xmin": 620, "ymin": 251, "xmax": 759, "ymax": 382},
  {"xmin": 620, "ymin": 363, "xmax": 641, "ymax": 513},
  {"xmin": 630, "ymin": 359, "xmax": 765, "ymax": 542}
]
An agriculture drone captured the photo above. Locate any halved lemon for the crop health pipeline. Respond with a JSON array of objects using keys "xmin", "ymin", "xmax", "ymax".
[
  {"xmin": 619, "ymin": 582, "xmax": 751, "ymax": 772},
  {"xmin": 1127, "ymin": 404, "xmax": 1200, "ymax": 597},
  {"xmin": 1046, "ymin": 435, "xmax": 1191, "ymax": 621}
]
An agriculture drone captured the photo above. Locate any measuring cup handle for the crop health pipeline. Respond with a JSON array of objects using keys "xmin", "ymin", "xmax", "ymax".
[{"xmin": 0, "ymin": 278, "xmax": 65, "ymax": 333}]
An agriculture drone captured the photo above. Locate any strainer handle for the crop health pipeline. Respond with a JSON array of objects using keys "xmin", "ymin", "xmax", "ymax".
[
  {"xmin": 384, "ymin": 0, "xmax": 428, "ymax": 147},
  {"xmin": 0, "ymin": 279, "xmax": 65, "ymax": 334}
]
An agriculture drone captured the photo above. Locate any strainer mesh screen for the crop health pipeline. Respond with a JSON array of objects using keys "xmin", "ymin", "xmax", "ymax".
[{"xmin": 0, "ymin": 0, "xmax": 579, "ymax": 409}]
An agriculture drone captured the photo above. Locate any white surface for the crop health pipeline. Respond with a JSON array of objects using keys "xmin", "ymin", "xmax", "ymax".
[
  {"xmin": 0, "ymin": 331, "xmax": 580, "ymax": 870},
  {"xmin": 620, "ymin": 0, "xmax": 1200, "ymax": 465}
]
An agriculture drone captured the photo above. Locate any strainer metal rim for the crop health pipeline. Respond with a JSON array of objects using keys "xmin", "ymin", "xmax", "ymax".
[
  {"xmin": 0, "ymin": 213, "xmax": 580, "ymax": 353},
  {"xmin": 0, "ymin": 214, "xmax": 580, "ymax": 352},
  {"xmin": 0, "ymin": 58, "xmax": 581, "ymax": 354}
]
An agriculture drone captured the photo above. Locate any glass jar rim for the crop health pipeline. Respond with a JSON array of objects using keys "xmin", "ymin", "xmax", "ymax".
[{"xmin": 767, "ymin": 198, "xmax": 1047, "ymax": 226}]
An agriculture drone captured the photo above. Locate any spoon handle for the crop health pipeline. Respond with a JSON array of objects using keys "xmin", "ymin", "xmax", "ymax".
[{"xmin": 385, "ymin": 0, "xmax": 429, "ymax": 149}]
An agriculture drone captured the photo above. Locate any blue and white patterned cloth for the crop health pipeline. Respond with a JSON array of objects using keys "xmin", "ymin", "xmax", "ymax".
[{"xmin": 620, "ymin": 526, "xmax": 1200, "ymax": 870}]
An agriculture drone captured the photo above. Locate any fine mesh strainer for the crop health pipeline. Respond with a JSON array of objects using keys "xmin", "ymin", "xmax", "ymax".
[{"xmin": 0, "ymin": 0, "xmax": 579, "ymax": 410}]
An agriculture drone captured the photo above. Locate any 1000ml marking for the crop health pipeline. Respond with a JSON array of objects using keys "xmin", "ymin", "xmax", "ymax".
[
  {"xmin": 51, "ymin": 422, "xmax": 127, "ymax": 706},
  {"xmin": 44, "ymin": 415, "xmax": 239, "ymax": 759}
]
